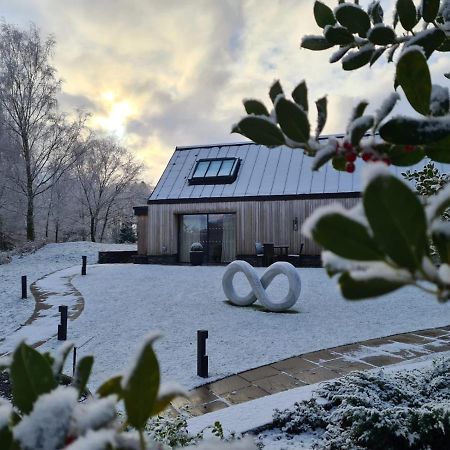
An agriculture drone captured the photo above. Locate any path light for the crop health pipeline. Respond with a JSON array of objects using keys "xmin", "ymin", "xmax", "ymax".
[
  {"xmin": 197, "ymin": 329, "xmax": 208, "ymax": 378},
  {"xmin": 21, "ymin": 275, "xmax": 27, "ymax": 299},
  {"xmin": 81, "ymin": 255, "xmax": 87, "ymax": 276},
  {"xmin": 58, "ymin": 305, "xmax": 68, "ymax": 340},
  {"xmin": 72, "ymin": 346, "xmax": 77, "ymax": 376}
]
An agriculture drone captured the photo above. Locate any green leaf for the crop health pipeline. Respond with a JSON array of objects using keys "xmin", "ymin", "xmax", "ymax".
[
  {"xmin": 342, "ymin": 44, "xmax": 375, "ymax": 71},
  {"xmin": 385, "ymin": 144, "xmax": 425, "ymax": 166},
  {"xmin": 329, "ymin": 45, "xmax": 353, "ymax": 63},
  {"xmin": 324, "ymin": 25, "xmax": 354, "ymax": 45},
  {"xmin": 314, "ymin": 1, "xmax": 336, "ymax": 28},
  {"xmin": 349, "ymin": 115, "xmax": 374, "ymax": 146},
  {"xmin": 97, "ymin": 375, "xmax": 123, "ymax": 399},
  {"xmin": 122, "ymin": 335, "xmax": 160, "ymax": 430},
  {"xmin": 404, "ymin": 28, "xmax": 446, "ymax": 58},
  {"xmin": 368, "ymin": 1, "xmax": 384, "ymax": 24},
  {"xmin": 367, "ymin": 25, "xmax": 396, "ymax": 45},
  {"xmin": 301, "ymin": 35, "xmax": 334, "ymax": 51},
  {"xmin": 269, "ymin": 80, "xmax": 283, "ymax": 104},
  {"xmin": 421, "ymin": 0, "xmax": 440, "ymax": 22},
  {"xmin": 315, "ymin": 96, "xmax": 328, "ymax": 138},
  {"xmin": 426, "ymin": 135, "xmax": 450, "ymax": 163},
  {"xmin": 438, "ymin": 39, "xmax": 450, "ymax": 52},
  {"xmin": 152, "ymin": 384, "xmax": 188, "ymax": 416},
  {"xmin": 432, "ymin": 227, "xmax": 450, "ymax": 264},
  {"xmin": 10, "ymin": 342, "xmax": 57, "ymax": 414},
  {"xmin": 370, "ymin": 47, "xmax": 386, "ymax": 66},
  {"xmin": 52, "ymin": 343, "xmax": 73, "ymax": 375},
  {"xmin": 380, "ymin": 117, "xmax": 450, "ymax": 145},
  {"xmin": 243, "ymin": 99, "xmax": 269, "ymax": 116},
  {"xmin": 430, "ymin": 84, "xmax": 449, "ymax": 117},
  {"xmin": 310, "ymin": 212, "xmax": 383, "ymax": 261},
  {"xmin": 232, "ymin": 117, "xmax": 285, "ymax": 147},
  {"xmin": 339, "ymin": 272, "xmax": 403, "ymax": 300},
  {"xmin": 396, "ymin": 48, "xmax": 430, "ymax": 115},
  {"xmin": 291, "ymin": 81, "xmax": 308, "ymax": 112},
  {"xmin": 349, "ymin": 101, "xmax": 369, "ymax": 126},
  {"xmin": 363, "ymin": 172, "xmax": 427, "ymax": 270},
  {"xmin": 335, "ymin": 3, "xmax": 371, "ymax": 36},
  {"xmin": 72, "ymin": 355, "xmax": 94, "ymax": 397},
  {"xmin": 275, "ymin": 97, "xmax": 310, "ymax": 143},
  {"xmin": 0, "ymin": 425, "xmax": 13, "ymax": 450},
  {"xmin": 332, "ymin": 154, "xmax": 346, "ymax": 171},
  {"xmin": 396, "ymin": 0, "xmax": 418, "ymax": 30},
  {"xmin": 446, "ymin": 73, "xmax": 450, "ymax": 79}
]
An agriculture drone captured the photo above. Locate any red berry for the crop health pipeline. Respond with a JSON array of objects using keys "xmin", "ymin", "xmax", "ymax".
[
  {"xmin": 343, "ymin": 141, "xmax": 353, "ymax": 151},
  {"xmin": 362, "ymin": 152, "xmax": 372, "ymax": 162},
  {"xmin": 345, "ymin": 161, "xmax": 355, "ymax": 173},
  {"xmin": 403, "ymin": 144, "xmax": 415, "ymax": 153},
  {"xmin": 345, "ymin": 152, "xmax": 356, "ymax": 162},
  {"xmin": 65, "ymin": 435, "xmax": 76, "ymax": 446},
  {"xmin": 382, "ymin": 157, "xmax": 392, "ymax": 166}
]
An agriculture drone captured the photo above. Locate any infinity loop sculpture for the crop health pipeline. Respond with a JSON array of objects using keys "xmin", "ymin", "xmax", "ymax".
[{"xmin": 222, "ymin": 260, "xmax": 301, "ymax": 312}]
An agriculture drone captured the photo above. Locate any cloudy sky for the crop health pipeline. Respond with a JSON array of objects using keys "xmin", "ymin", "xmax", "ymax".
[{"xmin": 0, "ymin": 0, "xmax": 447, "ymax": 183}]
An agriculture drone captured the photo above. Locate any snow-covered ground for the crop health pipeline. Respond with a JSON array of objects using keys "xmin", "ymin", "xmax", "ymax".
[
  {"xmin": 3, "ymin": 259, "xmax": 445, "ymax": 391},
  {"xmin": 0, "ymin": 242, "xmax": 136, "ymax": 343}
]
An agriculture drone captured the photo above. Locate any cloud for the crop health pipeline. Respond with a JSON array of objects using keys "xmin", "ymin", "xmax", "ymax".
[{"xmin": 0, "ymin": 0, "xmax": 446, "ymax": 182}]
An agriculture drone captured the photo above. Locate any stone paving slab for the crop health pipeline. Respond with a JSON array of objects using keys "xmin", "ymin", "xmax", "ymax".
[{"xmin": 171, "ymin": 325, "xmax": 450, "ymax": 417}]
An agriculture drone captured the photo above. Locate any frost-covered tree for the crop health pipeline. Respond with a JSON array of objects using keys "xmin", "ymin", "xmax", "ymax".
[
  {"xmin": 233, "ymin": 1, "xmax": 450, "ymax": 302},
  {"xmin": 403, "ymin": 162, "xmax": 450, "ymax": 198}
]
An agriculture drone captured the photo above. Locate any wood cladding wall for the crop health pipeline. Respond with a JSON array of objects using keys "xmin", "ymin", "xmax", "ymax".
[{"xmin": 144, "ymin": 197, "xmax": 359, "ymax": 257}]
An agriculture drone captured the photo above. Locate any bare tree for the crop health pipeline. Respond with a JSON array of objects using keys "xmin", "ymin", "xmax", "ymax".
[
  {"xmin": 0, "ymin": 22, "xmax": 86, "ymax": 240},
  {"xmin": 75, "ymin": 137, "xmax": 142, "ymax": 242}
]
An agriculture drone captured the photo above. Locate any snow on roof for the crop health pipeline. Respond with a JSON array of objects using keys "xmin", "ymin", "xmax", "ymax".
[{"xmin": 148, "ymin": 139, "xmax": 450, "ymax": 202}]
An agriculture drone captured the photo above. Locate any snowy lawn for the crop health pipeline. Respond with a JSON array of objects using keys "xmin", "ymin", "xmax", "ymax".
[
  {"xmin": 27, "ymin": 262, "xmax": 450, "ymax": 391},
  {"xmin": 0, "ymin": 242, "xmax": 136, "ymax": 343}
]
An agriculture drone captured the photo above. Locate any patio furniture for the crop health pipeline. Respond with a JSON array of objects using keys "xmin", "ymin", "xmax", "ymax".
[
  {"xmin": 274, "ymin": 244, "xmax": 289, "ymax": 261},
  {"xmin": 255, "ymin": 242, "xmax": 264, "ymax": 266},
  {"xmin": 288, "ymin": 242, "xmax": 304, "ymax": 267},
  {"xmin": 263, "ymin": 242, "xmax": 275, "ymax": 266}
]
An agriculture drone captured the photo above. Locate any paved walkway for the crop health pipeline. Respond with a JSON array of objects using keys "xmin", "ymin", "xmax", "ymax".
[{"xmin": 170, "ymin": 325, "xmax": 450, "ymax": 417}]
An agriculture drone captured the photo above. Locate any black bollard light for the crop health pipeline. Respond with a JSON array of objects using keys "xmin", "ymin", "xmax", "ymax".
[
  {"xmin": 72, "ymin": 347, "xmax": 77, "ymax": 376},
  {"xmin": 81, "ymin": 256, "xmax": 87, "ymax": 276},
  {"xmin": 21, "ymin": 275, "xmax": 27, "ymax": 299},
  {"xmin": 58, "ymin": 305, "xmax": 68, "ymax": 340},
  {"xmin": 197, "ymin": 329, "xmax": 208, "ymax": 378}
]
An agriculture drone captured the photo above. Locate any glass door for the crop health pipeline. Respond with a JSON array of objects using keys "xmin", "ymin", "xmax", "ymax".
[{"xmin": 179, "ymin": 214, "xmax": 208, "ymax": 263}]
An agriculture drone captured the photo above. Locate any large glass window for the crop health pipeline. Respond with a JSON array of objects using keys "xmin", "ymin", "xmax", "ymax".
[
  {"xmin": 189, "ymin": 158, "xmax": 240, "ymax": 185},
  {"xmin": 179, "ymin": 213, "xmax": 236, "ymax": 263}
]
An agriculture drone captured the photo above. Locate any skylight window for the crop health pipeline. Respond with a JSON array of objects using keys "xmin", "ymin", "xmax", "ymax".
[{"xmin": 189, "ymin": 158, "xmax": 240, "ymax": 185}]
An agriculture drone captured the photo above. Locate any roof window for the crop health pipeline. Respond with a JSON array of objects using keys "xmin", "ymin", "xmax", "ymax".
[{"xmin": 189, "ymin": 158, "xmax": 241, "ymax": 185}]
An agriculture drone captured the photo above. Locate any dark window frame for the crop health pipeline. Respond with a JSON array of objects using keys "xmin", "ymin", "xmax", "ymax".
[{"xmin": 189, "ymin": 158, "xmax": 241, "ymax": 185}]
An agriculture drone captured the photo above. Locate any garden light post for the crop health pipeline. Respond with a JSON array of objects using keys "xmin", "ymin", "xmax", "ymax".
[
  {"xmin": 197, "ymin": 329, "xmax": 208, "ymax": 378},
  {"xmin": 21, "ymin": 275, "xmax": 27, "ymax": 299},
  {"xmin": 81, "ymin": 255, "xmax": 87, "ymax": 275},
  {"xmin": 58, "ymin": 305, "xmax": 68, "ymax": 340}
]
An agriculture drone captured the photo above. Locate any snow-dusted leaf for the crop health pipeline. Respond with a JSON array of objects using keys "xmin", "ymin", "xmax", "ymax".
[
  {"xmin": 430, "ymin": 84, "xmax": 449, "ymax": 117},
  {"xmin": 72, "ymin": 355, "xmax": 93, "ymax": 397},
  {"xmin": 396, "ymin": 47, "xmax": 430, "ymax": 115},
  {"xmin": 432, "ymin": 222, "xmax": 450, "ymax": 264},
  {"xmin": 335, "ymin": 3, "xmax": 371, "ymax": 36},
  {"xmin": 339, "ymin": 272, "xmax": 404, "ymax": 299},
  {"xmin": 269, "ymin": 80, "xmax": 283, "ymax": 104},
  {"xmin": 348, "ymin": 115, "xmax": 374, "ymax": 146},
  {"xmin": 232, "ymin": 116, "xmax": 285, "ymax": 147},
  {"xmin": 348, "ymin": 101, "xmax": 369, "ymax": 127},
  {"xmin": 387, "ymin": 43, "xmax": 399, "ymax": 62},
  {"xmin": 342, "ymin": 44, "xmax": 375, "ymax": 70},
  {"xmin": 370, "ymin": 46, "xmax": 386, "ymax": 66},
  {"xmin": 122, "ymin": 333, "xmax": 160, "ymax": 430},
  {"xmin": 368, "ymin": 1, "xmax": 384, "ymax": 24},
  {"xmin": 404, "ymin": 27, "xmax": 446, "ymax": 58},
  {"xmin": 291, "ymin": 80, "xmax": 308, "ymax": 112},
  {"xmin": 324, "ymin": 25, "xmax": 354, "ymax": 45},
  {"xmin": 10, "ymin": 342, "xmax": 57, "ymax": 415},
  {"xmin": 243, "ymin": 99, "xmax": 269, "ymax": 117},
  {"xmin": 363, "ymin": 167, "xmax": 427, "ymax": 270},
  {"xmin": 445, "ymin": 73, "xmax": 450, "ymax": 79},
  {"xmin": 96, "ymin": 375, "xmax": 123, "ymax": 399},
  {"xmin": 275, "ymin": 97, "xmax": 310, "ymax": 143},
  {"xmin": 301, "ymin": 35, "xmax": 334, "ymax": 51},
  {"xmin": 384, "ymin": 144, "xmax": 425, "ymax": 166},
  {"xmin": 314, "ymin": 1, "xmax": 336, "ymax": 28},
  {"xmin": 312, "ymin": 141, "xmax": 335, "ymax": 170},
  {"xmin": 72, "ymin": 396, "xmax": 117, "ymax": 435},
  {"xmin": 329, "ymin": 45, "xmax": 352, "ymax": 63},
  {"xmin": 426, "ymin": 135, "xmax": 450, "ymax": 162},
  {"xmin": 65, "ymin": 429, "xmax": 116, "ymax": 450},
  {"xmin": 367, "ymin": 24, "xmax": 396, "ymax": 45},
  {"xmin": 374, "ymin": 92, "xmax": 400, "ymax": 129},
  {"xmin": 315, "ymin": 96, "xmax": 327, "ymax": 139},
  {"xmin": 396, "ymin": 0, "xmax": 419, "ymax": 30},
  {"xmin": 52, "ymin": 342, "xmax": 73, "ymax": 376},
  {"xmin": 380, "ymin": 116, "xmax": 450, "ymax": 145},
  {"xmin": 302, "ymin": 207, "xmax": 383, "ymax": 261},
  {"xmin": 427, "ymin": 184, "xmax": 450, "ymax": 221},
  {"xmin": 0, "ymin": 404, "xmax": 13, "ymax": 449}
]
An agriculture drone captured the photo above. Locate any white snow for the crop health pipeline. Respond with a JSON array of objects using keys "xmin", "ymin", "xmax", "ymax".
[
  {"xmin": 72, "ymin": 395, "xmax": 117, "ymax": 435},
  {"xmin": 0, "ymin": 242, "xmax": 136, "ymax": 348},
  {"xmin": 18, "ymin": 262, "xmax": 448, "ymax": 392},
  {"xmin": 65, "ymin": 429, "xmax": 116, "ymax": 450},
  {"xmin": 375, "ymin": 92, "xmax": 400, "ymax": 126},
  {"xmin": 361, "ymin": 161, "xmax": 393, "ymax": 189}
]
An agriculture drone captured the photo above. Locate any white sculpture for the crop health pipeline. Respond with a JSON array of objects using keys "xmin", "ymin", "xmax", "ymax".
[{"xmin": 222, "ymin": 260, "xmax": 301, "ymax": 312}]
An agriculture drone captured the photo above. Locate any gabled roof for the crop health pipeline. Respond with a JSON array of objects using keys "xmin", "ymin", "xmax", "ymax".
[{"xmin": 148, "ymin": 139, "xmax": 449, "ymax": 203}]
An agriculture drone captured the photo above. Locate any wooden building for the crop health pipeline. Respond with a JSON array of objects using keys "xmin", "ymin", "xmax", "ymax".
[{"xmin": 133, "ymin": 139, "xmax": 402, "ymax": 265}]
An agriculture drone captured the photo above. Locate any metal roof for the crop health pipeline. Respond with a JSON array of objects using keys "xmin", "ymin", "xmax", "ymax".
[{"xmin": 149, "ymin": 140, "xmax": 450, "ymax": 202}]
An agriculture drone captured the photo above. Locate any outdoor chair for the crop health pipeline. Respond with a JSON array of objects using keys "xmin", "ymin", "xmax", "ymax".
[
  {"xmin": 255, "ymin": 242, "xmax": 264, "ymax": 267},
  {"xmin": 288, "ymin": 242, "xmax": 304, "ymax": 267}
]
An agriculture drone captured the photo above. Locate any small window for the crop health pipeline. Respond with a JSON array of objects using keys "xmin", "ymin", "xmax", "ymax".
[{"xmin": 189, "ymin": 158, "xmax": 241, "ymax": 185}]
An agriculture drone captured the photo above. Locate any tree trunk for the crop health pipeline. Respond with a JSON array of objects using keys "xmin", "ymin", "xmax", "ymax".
[
  {"xmin": 99, "ymin": 203, "xmax": 113, "ymax": 243},
  {"xmin": 90, "ymin": 216, "xmax": 96, "ymax": 242},
  {"xmin": 55, "ymin": 221, "xmax": 59, "ymax": 243},
  {"xmin": 26, "ymin": 191, "xmax": 34, "ymax": 241}
]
